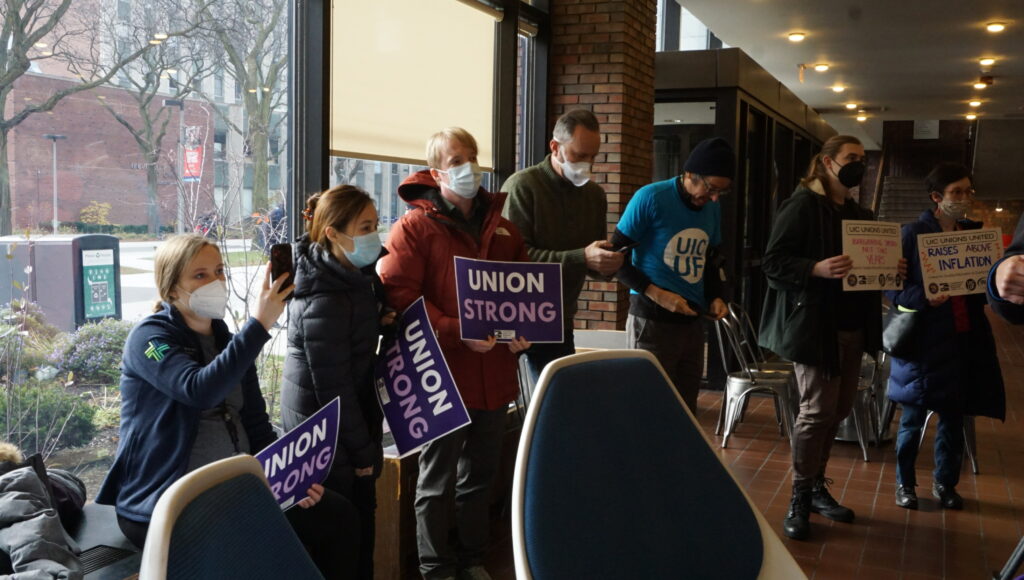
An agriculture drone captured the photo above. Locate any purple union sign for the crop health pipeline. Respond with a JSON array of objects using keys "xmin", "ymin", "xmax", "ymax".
[
  {"xmin": 255, "ymin": 397, "xmax": 339, "ymax": 510},
  {"xmin": 454, "ymin": 257, "xmax": 563, "ymax": 343},
  {"xmin": 375, "ymin": 297, "xmax": 470, "ymax": 457}
]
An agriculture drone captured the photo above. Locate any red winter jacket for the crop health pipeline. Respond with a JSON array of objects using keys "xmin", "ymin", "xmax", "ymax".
[{"xmin": 379, "ymin": 170, "xmax": 529, "ymax": 411}]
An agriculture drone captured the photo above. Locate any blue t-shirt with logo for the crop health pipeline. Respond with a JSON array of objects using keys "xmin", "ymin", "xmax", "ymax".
[{"xmin": 617, "ymin": 177, "xmax": 721, "ymax": 310}]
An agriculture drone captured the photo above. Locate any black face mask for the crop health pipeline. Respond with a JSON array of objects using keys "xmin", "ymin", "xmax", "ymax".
[{"xmin": 832, "ymin": 160, "xmax": 866, "ymax": 188}]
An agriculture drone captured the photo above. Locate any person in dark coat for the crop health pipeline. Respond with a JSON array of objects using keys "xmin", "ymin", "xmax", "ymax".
[
  {"xmin": 887, "ymin": 163, "xmax": 1006, "ymax": 511},
  {"xmin": 759, "ymin": 135, "xmax": 907, "ymax": 541},
  {"xmin": 282, "ymin": 185, "xmax": 392, "ymax": 580}
]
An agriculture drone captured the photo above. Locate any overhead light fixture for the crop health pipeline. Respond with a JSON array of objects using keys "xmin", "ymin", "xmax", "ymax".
[
  {"xmin": 34, "ymin": 42, "xmax": 46, "ymax": 48},
  {"xmin": 856, "ymin": 115, "xmax": 867, "ymax": 122},
  {"xmin": 97, "ymin": 95, "xmax": 106, "ymax": 100},
  {"xmin": 974, "ymin": 75, "xmax": 994, "ymax": 89},
  {"xmin": 966, "ymin": 113, "xmax": 978, "ymax": 120},
  {"xmin": 831, "ymin": 85, "xmax": 846, "ymax": 93},
  {"xmin": 969, "ymin": 100, "xmax": 982, "ymax": 107},
  {"xmin": 166, "ymin": 68, "xmax": 177, "ymax": 75},
  {"xmin": 814, "ymin": 63, "xmax": 830, "ymax": 72},
  {"xmin": 996, "ymin": 201, "xmax": 1004, "ymax": 212},
  {"xmin": 153, "ymin": 32, "xmax": 169, "ymax": 40},
  {"xmin": 845, "ymin": 103, "xmax": 858, "ymax": 110},
  {"xmin": 980, "ymin": 57, "xmax": 996, "ymax": 66},
  {"xmin": 41, "ymin": 51, "xmax": 52, "ymax": 56},
  {"xmin": 247, "ymin": 88, "xmax": 258, "ymax": 93},
  {"xmin": 974, "ymin": 81, "xmax": 987, "ymax": 89},
  {"xmin": 986, "ymin": 22, "xmax": 1006, "ymax": 33},
  {"xmin": 148, "ymin": 39, "xmax": 162, "ymax": 45},
  {"xmin": 788, "ymin": 32, "xmax": 806, "ymax": 42}
]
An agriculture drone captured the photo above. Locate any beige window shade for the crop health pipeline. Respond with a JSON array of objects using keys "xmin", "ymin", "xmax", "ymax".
[{"xmin": 331, "ymin": 0, "xmax": 497, "ymax": 169}]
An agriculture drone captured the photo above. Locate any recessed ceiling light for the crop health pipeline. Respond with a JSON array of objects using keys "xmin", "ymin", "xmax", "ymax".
[
  {"xmin": 41, "ymin": 51, "xmax": 52, "ymax": 56},
  {"xmin": 845, "ymin": 103, "xmax": 858, "ymax": 110},
  {"xmin": 788, "ymin": 32, "xmax": 806, "ymax": 42},
  {"xmin": 974, "ymin": 81, "xmax": 988, "ymax": 89},
  {"xmin": 814, "ymin": 64, "xmax": 829, "ymax": 72},
  {"xmin": 856, "ymin": 115, "xmax": 867, "ymax": 122},
  {"xmin": 97, "ymin": 95, "xmax": 106, "ymax": 100},
  {"xmin": 966, "ymin": 113, "xmax": 978, "ymax": 120},
  {"xmin": 153, "ymin": 33, "xmax": 169, "ymax": 40},
  {"xmin": 980, "ymin": 57, "xmax": 996, "ymax": 66},
  {"xmin": 149, "ymin": 39, "xmax": 162, "ymax": 45},
  {"xmin": 969, "ymin": 100, "xmax": 982, "ymax": 107},
  {"xmin": 34, "ymin": 42, "xmax": 46, "ymax": 48},
  {"xmin": 831, "ymin": 85, "xmax": 846, "ymax": 93},
  {"xmin": 986, "ymin": 22, "xmax": 1006, "ymax": 33}
]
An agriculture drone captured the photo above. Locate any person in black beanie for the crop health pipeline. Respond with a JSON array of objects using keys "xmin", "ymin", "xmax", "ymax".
[{"xmin": 611, "ymin": 137, "xmax": 735, "ymax": 413}]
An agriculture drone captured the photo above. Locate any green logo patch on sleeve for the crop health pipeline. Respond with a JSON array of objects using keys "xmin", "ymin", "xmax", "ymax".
[{"xmin": 145, "ymin": 341, "xmax": 171, "ymax": 362}]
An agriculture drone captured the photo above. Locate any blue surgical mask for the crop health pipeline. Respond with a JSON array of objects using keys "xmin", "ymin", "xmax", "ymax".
[{"xmin": 340, "ymin": 232, "xmax": 382, "ymax": 269}]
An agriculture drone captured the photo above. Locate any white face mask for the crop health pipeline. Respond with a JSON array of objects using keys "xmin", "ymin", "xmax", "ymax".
[
  {"xmin": 181, "ymin": 279, "xmax": 228, "ymax": 319},
  {"xmin": 939, "ymin": 200, "xmax": 970, "ymax": 220},
  {"xmin": 559, "ymin": 149, "xmax": 592, "ymax": 187},
  {"xmin": 440, "ymin": 161, "xmax": 482, "ymax": 199}
]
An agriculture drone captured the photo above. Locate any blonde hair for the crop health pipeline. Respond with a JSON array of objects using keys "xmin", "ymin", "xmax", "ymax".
[
  {"xmin": 426, "ymin": 127, "xmax": 478, "ymax": 169},
  {"xmin": 152, "ymin": 234, "xmax": 219, "ymax": 312},
  {"xmin": 800, "ymin": 135, "xmax": 862, "ymax": 190}
]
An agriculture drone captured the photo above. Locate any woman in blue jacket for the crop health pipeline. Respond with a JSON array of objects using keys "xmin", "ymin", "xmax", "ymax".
[
  {"xmin": 886, "ymin": 162, "xmax": 1005, "ymax": 511},
  {"xmin": 96, "ymin": 234, "xmax": 357, "ymax": 576},
  {"xmin": 283, "ymin": 185, "xmax": 392, "ymax": 580}
]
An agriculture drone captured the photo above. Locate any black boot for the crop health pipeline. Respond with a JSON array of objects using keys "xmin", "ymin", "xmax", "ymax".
[
  {"xmin": 783, "ymin": 484, "xmax": 811, "ymax": 540},
  {"xmin": 932, "ymin": 482, "xmax": 963, "ymax": 510},
  {"xmin": 810, "ymin": 477, "xmax": 855, "ymax": 523}
]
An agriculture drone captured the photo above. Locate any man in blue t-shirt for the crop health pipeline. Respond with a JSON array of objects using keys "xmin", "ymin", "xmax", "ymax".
[{"xmin": 611, "ymin": 137, "xmax": 734, "ymax": 412}]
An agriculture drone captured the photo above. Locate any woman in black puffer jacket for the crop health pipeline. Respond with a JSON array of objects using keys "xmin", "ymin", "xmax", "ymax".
[{"xmin": 282, "ymin": 185, "xmax": 393, "ymax": 580}]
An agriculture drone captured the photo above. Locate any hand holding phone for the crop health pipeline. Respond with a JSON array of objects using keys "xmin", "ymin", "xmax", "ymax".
[{"xmin": 270, "ymin": 243, "xmax": 295, "ymax": 298}]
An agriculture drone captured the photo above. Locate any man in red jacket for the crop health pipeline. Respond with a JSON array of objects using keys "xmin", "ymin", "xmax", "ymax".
[{"xmin": 379, "ymin": 127, "xmax": 530, "ymax": 580}]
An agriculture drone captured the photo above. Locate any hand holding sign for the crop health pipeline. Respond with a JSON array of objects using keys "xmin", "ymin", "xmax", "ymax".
[
  {"xmin": 454, "ymin": 257, "xmax": 564, "ymax": 343},
  {"xmin": 917, "ymin": 228, "xmax": 1002, "ymax": 298},
  {"xmin": 463, "ymin": 336, "xmax": 497, "ymax": 353},
  {"xmin": 841, "ymin": 221, "xmax": 903, "ymax": 291},
  {"xmin": 813, "ymin": 255, "xmax": 853, "ymax": 279},
  {"xmin": 255, "ymin": 397, "xmax": 340, "ymax": 510}
]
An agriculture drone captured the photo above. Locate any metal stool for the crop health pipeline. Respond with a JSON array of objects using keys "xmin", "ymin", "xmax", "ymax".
[{"xmin": 714, "ymin": 317, "xmax": 796, "ymax": 448}]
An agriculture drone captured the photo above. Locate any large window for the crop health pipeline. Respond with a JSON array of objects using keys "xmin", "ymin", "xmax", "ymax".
[{"xmin": 656, "ymin": 1, "xmax": 729, "ymax": 52}]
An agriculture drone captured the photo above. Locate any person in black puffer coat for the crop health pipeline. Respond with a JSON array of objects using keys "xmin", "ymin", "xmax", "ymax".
[
  {"xmin": 282, "ymin": 185, "xmax": 393, "ymax": 580},
  {"xmin": 886, "ymin": 163, "xmax": 1005, "ymax": 512}
]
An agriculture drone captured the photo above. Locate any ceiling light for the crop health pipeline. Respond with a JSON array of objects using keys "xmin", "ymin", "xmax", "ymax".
[
  {"xmin": 34, "ymin": 42, "xmax": 46, "ymax": 48},
  {"xmin": 980, "ymin": 57, "xmax": 996, "ymax": 66},
  {"xmin": 969, "ymin": 100, "xmax": 982, "ymax": 107},
  {"xmin": 966, "ymin": 113, "xmax": 977, "ymax": 120},
  {"xmin": 974, "ymin": 82, "xmax": 987, "ymax": 89},
  {"xmin": 986, "ymin": 22, "xmax": 1006, "ymax": 33},
  {"xmin": 856, "ymin": 115, "xmax": 867, "ymax": 122},
  {"xmin": 996, "ymin": 201, "xmax": 1004, "ymax": 212},
  {"xmin": 41, "ymin": 51, "xmax": 52, "ymax": 56},
  {"xmin": 788, "ymin": 32, "xmax": 806, "ymax": 42},
  {"xmin": 247, "ymin": 88, "xmax": 258, "ymax": 93},
  {"xmin": 845, "ymin": 103, "xmax": 858, "ymax": 110},
  {"xmin": 97, "ymin": 95, "xmax": 106, "ymax": 100},
  {"xmin": 153, "ymin": 33, "xmax": 169, "ymax": 40},
  {"xmin": 831, "ymin": 85, "xmax": 845, "ymax": 93},
  {"xmin": 814, "ymin": 64, "xmax": 830, "ymax": 72},
  {"xmin": 166, "ymin": 68, "xmax": 177, "ymax": 75},
  {"xmin": 148, "ymin": 39, "xmax": 162, "ymax": 45}
]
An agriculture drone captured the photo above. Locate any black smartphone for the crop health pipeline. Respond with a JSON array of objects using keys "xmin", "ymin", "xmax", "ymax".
[
  {"xmin": 616, "ymin": 241, "xmax": 640, "ymax": 253},
  {"xmin": 270, "ymin": 243, "xmax": 295, "ymax": 297}
]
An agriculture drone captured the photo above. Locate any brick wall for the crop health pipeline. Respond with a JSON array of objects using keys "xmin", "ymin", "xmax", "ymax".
[{"xmin": 548, "ymin": 0, "xmax": 656, "ymax": 330}]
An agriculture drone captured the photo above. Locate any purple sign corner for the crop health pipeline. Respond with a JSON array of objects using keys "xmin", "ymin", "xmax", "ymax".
[{"xmin": 256, "ymin": 397, "xmax": 340, "ymax": 510}]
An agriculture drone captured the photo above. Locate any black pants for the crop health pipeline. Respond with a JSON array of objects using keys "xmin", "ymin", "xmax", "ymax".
[
  {"xmin": 118, "ymin": 487, "xmax": 360, "ymax": 579},
  {"xmin": 324, "ymin": 468, "xmax": 378, "ymax": 580}
]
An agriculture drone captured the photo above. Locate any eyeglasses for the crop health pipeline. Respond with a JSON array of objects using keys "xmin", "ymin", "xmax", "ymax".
[
  {"xmin": 944, "ymin": 188, "xmax": 976, "ymax": 197},
  {"xmin": 700, "ymin": 176, "xmax": 732, "ymax": 196}
]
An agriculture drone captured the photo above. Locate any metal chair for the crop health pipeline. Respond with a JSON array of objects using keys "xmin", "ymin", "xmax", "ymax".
[
  {"xmin": 714, "ymin": 316, "xmax": 796, "ymax": 448},
  {"xmin": 724, "ymin": 303, "xmax": 800, "ymax": 427},
  {"xmin": 918, "ymin": 411, "xmax": 980, "ymax": 474}
]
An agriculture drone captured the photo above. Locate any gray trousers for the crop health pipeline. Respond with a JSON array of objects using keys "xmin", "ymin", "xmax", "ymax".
[
  {"xmin": 415, "ymin": 407, "xmax": 508, "ymax": 579},
  {"xmin": 791, "ymin": 329, "xmax": 864, "ymax": 486},
  {"xmin": 626, "ymin": 314, "xmax": 706, "ymax": 413}
]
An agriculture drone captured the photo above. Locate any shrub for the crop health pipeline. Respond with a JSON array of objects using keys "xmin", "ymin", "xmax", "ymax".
[
  {"xmin": 48, "ymin": 318, "xmax": 133, "ymax": 387},
  {"xmin": 80, "ymin": 201, "xmax": 112, "ymax": 226},
  {"xmin": 0, "ymin": 382, "xmax": 96, "ymax": 454}
]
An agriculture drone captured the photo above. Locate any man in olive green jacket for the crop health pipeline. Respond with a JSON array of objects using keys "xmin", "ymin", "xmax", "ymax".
[{"xmin": 503, "ymin": 109, "xmax": 622, "ymax": 382}]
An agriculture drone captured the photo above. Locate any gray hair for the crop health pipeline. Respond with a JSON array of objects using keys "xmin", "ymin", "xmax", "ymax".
[{"xmin": 552, "ymin": 109, "xmax": 600, "ymax": 144}]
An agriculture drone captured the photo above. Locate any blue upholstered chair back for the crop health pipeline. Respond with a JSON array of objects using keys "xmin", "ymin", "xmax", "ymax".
[
  {"xmin": 512, "ymin": 350, "xmax": 771, "ymax": 580},
  {"xmin": 140, "ymin": 455, "xmax": 323, "ymax": 580}
]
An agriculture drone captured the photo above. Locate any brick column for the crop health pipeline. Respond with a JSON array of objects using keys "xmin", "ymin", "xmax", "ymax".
[{"xmin": 548, "ymin": 0, "xmax": 656, "ymax": 331}]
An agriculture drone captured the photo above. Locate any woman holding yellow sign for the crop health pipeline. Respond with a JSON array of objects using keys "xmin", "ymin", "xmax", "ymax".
[{"xmin": 886, "ymin": 162, "xmax": 1005, "ymax": 511}]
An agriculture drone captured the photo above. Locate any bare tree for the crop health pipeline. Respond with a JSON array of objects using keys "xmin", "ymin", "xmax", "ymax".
[
  {"xmin": 191, "ymin": 0, "xmax": 287, "ymax": 214},
  {"xmin": 0, "ymin": 0, "xmax": 199, "ymax": 235},
  {"xmin": 73, "ymin": 0, "xmax": 213, "ymax": 234}
]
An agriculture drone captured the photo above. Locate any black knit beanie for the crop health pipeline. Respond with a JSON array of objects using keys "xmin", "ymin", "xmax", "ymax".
[{"xmin": 683, "ymin": 137, "xmax": 735, "ymax": 179}]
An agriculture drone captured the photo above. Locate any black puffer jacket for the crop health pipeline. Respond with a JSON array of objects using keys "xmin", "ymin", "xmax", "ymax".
[{"xmin": 282, "ymin": 235, "xmax": 385, "ymax": 478}]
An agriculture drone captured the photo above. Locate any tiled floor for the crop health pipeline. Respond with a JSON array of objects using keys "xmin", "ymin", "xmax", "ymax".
[{"xmin": 483, "ymin": 309, "xmax": 1024, "ymax": 579}]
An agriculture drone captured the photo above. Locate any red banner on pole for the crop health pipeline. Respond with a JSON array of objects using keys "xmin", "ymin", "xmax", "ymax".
[{"xmin": 183, "ymin": 146, "xmax": 203, "ymax": 182}]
